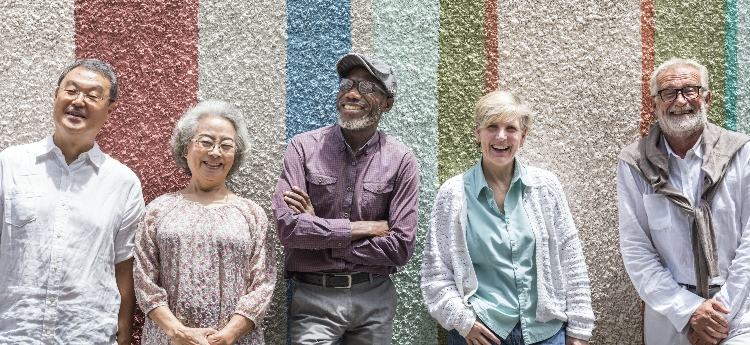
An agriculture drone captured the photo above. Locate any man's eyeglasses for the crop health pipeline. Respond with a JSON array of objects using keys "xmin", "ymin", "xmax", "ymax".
[
  {"xmin": 58, "ymin": 88, "xmax": 108, "ymax": 104},
  {"xmin": 191, "ymin": 138, "xmax": 236, "ymax": 154},
  {"xmin": 655, "ymin": 85, "xmax": 703, "ymax": 103},
  {"xmin": 339, "ymin": 78, "xmax": 384, "ymax": 95}
]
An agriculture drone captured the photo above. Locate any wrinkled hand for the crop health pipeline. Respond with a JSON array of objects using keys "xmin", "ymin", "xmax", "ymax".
[
  {"xmin": 168, "ymin": 326, "xmax": 217, "ymax": 345},
  {"xmin": 284, "ymin": 186, "xmax": 315, "ymax": 216},
  {"xmin": 565, "ymin": 336, "xmax": 588, "ymax": 345},
  {"xmin": 206, "ymin": 331, "xmax": 236, "ymax": 345},
  {"xmin": 350, "ymin": 220, "xmax": 389, "ymax": 240},
  {"xmin": 464, "ymin": 320, "xmax": 501, "ymax": 345},
  {"xmin": 687, "ymin": 299, "xmax": 729, "ymax": 345}
]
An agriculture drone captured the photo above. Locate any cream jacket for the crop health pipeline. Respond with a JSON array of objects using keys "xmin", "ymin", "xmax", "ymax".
[{"xmin": 420, "ymin": 165, "xmax": 595, "ymax": 340}]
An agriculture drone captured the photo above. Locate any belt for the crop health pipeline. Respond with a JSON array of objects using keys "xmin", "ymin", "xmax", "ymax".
[
  {"xmin": 293, "ymin": 272, "xmax": 378, "ymax": 288},
  {"xmin": 679, "ymin": 283, "xmax": 722, "ymax": 298}
]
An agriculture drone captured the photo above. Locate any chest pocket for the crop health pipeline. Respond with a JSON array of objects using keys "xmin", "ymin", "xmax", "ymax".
[
  {"xmin": 306, "ymin": 173, "xmax": 338, "ymax": 211},
  {"xmin": 5, "ymin": 191, "xmax": 40, "ymax": 228},
  {"xmin": 362, "ymin": 181, "xmax": 393, "ymax": 220}
]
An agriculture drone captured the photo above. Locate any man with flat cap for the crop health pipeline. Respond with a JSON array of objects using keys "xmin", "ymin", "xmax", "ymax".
[{"xmin": 272, "ymin": 53, "xmax": 420, "ymax": 344}]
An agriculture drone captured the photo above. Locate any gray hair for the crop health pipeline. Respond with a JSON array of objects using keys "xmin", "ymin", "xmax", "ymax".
[
  {"xmin": 57, "ymin": 59, "xmax": 118, "ymax": 103},
  {"xmin": 170, "ymin": 100, "xmax": 250, "ymax": 178},
  {"xmin": 650, "ymin": 58, "xmax": 710, "ymax": 97},
  {"xmin": 475, "ymin": 90, "xmax": 533, "ymax": 132}
]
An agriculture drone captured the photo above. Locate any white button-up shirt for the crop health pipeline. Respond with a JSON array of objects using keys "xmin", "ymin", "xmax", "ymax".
[
  {"xmin": 0, "ymin": 136, "xmax": 144, "ymax": 344},
  {"xmin": 618, "ymin": 137, "xmax": 750, "ymax": 336}
]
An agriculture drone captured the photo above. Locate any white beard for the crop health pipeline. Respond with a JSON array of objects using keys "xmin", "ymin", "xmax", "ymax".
[
  {"xmin": 338, "ymin": 103, "xmax": 382, "ymax": 131},
  {"xmin": 658, "ymin": 102, "xmax": 707, "ymax": 141}
]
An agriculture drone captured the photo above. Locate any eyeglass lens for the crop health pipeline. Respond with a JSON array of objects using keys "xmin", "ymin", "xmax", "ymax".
[
  {"xmin": 339, "ymin": 79, "xmax": 377, "ymax": 94},
  {"xmin": 659, "ymin": 86, "xmax": 701, "ymax": 102},
  {"xmin": 194, "ymin": 139, "xmax": 235, "ymax": 153}
]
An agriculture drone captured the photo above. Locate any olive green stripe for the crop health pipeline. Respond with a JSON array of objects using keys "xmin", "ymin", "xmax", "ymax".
[{"xmin": 654, "ymin": 0, "xmax": 726, "ymax": 127}]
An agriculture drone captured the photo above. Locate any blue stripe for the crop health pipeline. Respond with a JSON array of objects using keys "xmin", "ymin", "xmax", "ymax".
[{"xmin": 285, "ymin": 0, "xmax": 352, "ymax": 141}]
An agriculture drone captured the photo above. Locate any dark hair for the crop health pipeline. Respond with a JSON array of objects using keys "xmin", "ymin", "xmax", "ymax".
[{"xmin": 57, "ymin": 59, "xmax": 118, "ymax": 103}]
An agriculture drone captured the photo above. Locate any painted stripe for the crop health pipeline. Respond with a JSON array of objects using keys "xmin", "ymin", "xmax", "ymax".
[
  {"xmin": 0, "ymin": 2, "xmax": 75, "ymax": 151},
  {"xmin": 351, "ymin": 0, "xmax": 375, "ymax": 56},
  {"xmin": 286, "ymin": 0, "xmax": 352, "ymax": 141},
  {"xmin": 197, "ymin": 0, "xmax": 288, "ymax": 343},
  {"xmin": 738, "ymin": 0, "xmax": 750, "ymax": 134},
  {"xmin": 641, "ymin": 0, "xmax": 656, "ymax": 136},
  {"xmin": 654, "ymin": 0, "xmax": 726, "ymax": 127},
  {"xmin": 373, "ymin": 0, "xmax": 440, "ymax": 342},
  {"xmin": 75, "ymin": 0, "xmax": 199, "ymax": 203},
  {"xmin": 484, "ymin": 0, "xmax": 499, "ymax": 94},
  {"xmin": 437, "ymin": 0, "xmax": 485, "ymax": 184},
  {"xmin": 725, "ymin": 0, "xmax": 738, "ymax": 131}
]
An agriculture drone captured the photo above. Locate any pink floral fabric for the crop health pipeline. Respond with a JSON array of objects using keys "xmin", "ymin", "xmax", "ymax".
[{"xmin": 134, "ymin": 192, "xmax": 276, "ymax": 344}]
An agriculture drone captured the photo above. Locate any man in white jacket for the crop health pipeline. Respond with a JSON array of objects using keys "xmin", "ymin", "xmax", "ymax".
[{"xmin": 618, "ymin": 58, "xmax": 750, "ymax": 345}]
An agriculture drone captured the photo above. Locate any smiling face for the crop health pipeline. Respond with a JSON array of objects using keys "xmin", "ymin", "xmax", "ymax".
[
  {"xmin": 476, "ymin": 117, "xmax": 527, "ymax": 173},
  {"xmin": 52, "ymin": 66, "xmax": 116, "ymax": 142},
  {"xmin": 655, "ymin": 65, "xmax": 709, "ymax": 141},
  {"xmin": 336, "ymin": 67, "xmax": 393, "ymax": 131},
  {"xmin": 185, "ymin": 114, "xmax": 237, "ymax": 187}
]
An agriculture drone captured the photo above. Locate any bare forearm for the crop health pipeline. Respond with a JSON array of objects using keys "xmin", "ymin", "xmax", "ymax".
[
  {"xmin": 208, "ymin": 314, "xmax": 256, "ymax": 345},
  {"xmin": 350, "ymin": 220, "xmax": 388, "ymax": 240},
  {"xmin": 115, "ymin": 259, "xmax": 135, "ymax": 345}
]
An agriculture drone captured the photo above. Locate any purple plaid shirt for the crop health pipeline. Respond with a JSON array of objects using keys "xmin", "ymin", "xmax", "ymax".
[{"xmin": 272, "ymin": 124, "xmax": 420, "ymax": 278}]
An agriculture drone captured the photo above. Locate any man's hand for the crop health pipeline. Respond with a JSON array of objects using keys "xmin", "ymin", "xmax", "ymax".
[
  {"xmin": 284, "ymin": 186, "xmax": 315, "ymax": 216},
  {"xmin": 688, "ymin": 299, "xmax": 730, "ymax": 345},
  {"xmin": 351, "ymin": 220, "xmax": 389, "ymax": 240},
  {"xmin": 464, "ymin": 320, "xmax": 501, "ymax": 345},
  {"xmin": 566, "ymin": 336, "xmax": 589, "ymax": 345}
]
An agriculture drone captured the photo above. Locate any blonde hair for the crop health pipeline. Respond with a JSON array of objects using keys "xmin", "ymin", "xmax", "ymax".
[{"xmin": 474, "ymin": 90, "xmax": 533, "ymax": 131}]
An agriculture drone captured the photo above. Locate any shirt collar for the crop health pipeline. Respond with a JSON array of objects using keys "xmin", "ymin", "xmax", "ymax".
[
  {"xmin": 468, "ymin": 158, "xmax": 528, "ymax": 198},
  {"xmin": 43, "ymin": 135, "xmax": 105, "ymax": 168},
  {"xmin": 664, "ymin": 135, "xmax": 704, "ymax": 160},
  {"xmin": 334, "ymin": 124, "xmax": 380, "ymax": 154}
]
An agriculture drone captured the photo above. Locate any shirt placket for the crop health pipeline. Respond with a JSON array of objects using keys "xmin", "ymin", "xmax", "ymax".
[
  {"xmin": 43, "ymin": 164, "xmax": 70, "ymax": 342},
  {"xmin": 340, "ymin": 151, "xmax": 357, "ymax": 270}
]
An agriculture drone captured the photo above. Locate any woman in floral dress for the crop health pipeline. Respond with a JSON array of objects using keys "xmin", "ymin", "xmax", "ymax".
[{"xmin": 134, "ymin": 100, "xmax": 276, "ymax": 345}]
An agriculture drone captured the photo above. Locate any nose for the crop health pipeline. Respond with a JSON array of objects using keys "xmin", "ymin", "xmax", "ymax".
[
  {"xmin": 342, "ymin": 84, "xmax": 362, "ymax": 99},
  {"xmin": 672, "ymin": 91, "xmax": 689, "ymax": 106},
  {"xmin": 208, "ymin": 144, "xmax": 222, "ymax": 156},
  {"xmin": 71, "ymin": 92, "xmax": 87, "ymax": 105}
]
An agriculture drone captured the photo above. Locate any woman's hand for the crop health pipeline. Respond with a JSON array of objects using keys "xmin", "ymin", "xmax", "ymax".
[
  {"xmin": 565, "ymin": 336, "xmax": 589, "ymax": 345},
  {"xmin": 167, "ymin": 326, "xmax": 217, "ymax": 345},
  {"xmin": 205, "ymin": 314, "xmax": 256, "ymax": 345},
  {"xmin": 464, "ymin": 320, "xmax": 502, "ymax": 345}
]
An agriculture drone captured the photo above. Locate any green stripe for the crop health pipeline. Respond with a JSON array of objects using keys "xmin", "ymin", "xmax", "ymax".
[
  {"xmin": 654, "ymin": 0, "xmax": 727, "ymax": 127},
  {"xmin": 437, "ymin": 0, "xmax": 485, "ymax": 184},
  {"xmin": 725, "ymin": 0, "xmax": 738, "ymax": 130}
]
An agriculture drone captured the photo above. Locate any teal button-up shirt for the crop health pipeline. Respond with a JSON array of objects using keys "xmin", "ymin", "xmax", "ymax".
[{"xmin": 464, "ymin": 159, "xmax": 563, "ymax": 344}]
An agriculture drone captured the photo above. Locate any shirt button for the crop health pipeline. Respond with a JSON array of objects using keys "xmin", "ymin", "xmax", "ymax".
[
  {"xmin": 57, "ymin": 233, "xmax": 62, "ymax": 238},
  {"xmin": 351, "ymin": 161, "xmax": 356, "ymax": 166},
  {"xmin": 377, "ymin": 187, "xmax": 381, "ymax": 192},
  {"xmin": 511, "ymin": 241, "xmax": 516, "ymax": 247},
  {"xmin": 46, "ymin": 330, "xmax": 52, "ymax": 335},
  {"xmin": 343, "ymin": 212, "xmax": 349, "ymax": 218},
  {"xmin": 49, "ymin": 297, "xmax": 55, "ymax": 302},
  {"xmin": 513, "ymin": 265, "xmax": 518, "ymax": 270},
  {"xmin": 338, "ymin": 242, "xmax": 342, "ymax": 247},
  {"xmin": 318, "ymin": 177, "xmax": 323, "ymax": 183},
  {"xmin": 347, "ymin": 187, "xmax": 352, "ymax": 192}
]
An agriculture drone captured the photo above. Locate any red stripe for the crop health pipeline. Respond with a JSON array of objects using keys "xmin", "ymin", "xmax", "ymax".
[
  {"xmin": 75, "ymin": 0, "xmax": 198, "ymax": 203},
  {"xmin": 640, "ymin": 0, "xmax": 655, "ymax": 137},
  {"xmin": 484, "ymin": 0, "xmax": 499, "ymax": 94}
]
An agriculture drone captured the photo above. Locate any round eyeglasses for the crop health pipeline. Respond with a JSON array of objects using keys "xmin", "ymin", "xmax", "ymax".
[
  {"xmin": 655, "ymin": 85, "xmax": 702, "ymax": 103},
  {"xmin": 191, "ymin": 138, "xmax": 236, "ymax": 154},
  {"xmin": 339, "ymin": 78, "xmax": 385, "ymax": 95}
]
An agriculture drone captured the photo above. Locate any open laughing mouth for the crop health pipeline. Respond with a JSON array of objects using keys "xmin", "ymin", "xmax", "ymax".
[{"xmin": 491, "ymin": 144, "xmax": 510, "ymax": 152}]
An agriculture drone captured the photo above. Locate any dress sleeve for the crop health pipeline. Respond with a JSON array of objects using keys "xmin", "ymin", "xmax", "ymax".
[
  {"xmin": 133, "ymin": 199, "xmax": 170, "ymax": 316},
  {"xmin": 234, "ymin": 201, "xmax": 277, "ymax": 324}
]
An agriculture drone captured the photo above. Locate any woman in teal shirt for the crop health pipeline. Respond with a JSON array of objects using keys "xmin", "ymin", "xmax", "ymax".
[{"xmin": 421, "ymin": 91, "xmax": 594, "ymax": 345}]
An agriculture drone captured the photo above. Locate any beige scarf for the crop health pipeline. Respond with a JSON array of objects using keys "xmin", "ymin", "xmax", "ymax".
[{"xmin": 620, "ymin": 122, "xmax": 750, "ymax": 298}]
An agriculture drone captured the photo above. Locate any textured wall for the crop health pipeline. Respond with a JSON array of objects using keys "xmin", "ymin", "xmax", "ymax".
[{"xmin": 2, "ymin": 0, "xmax": 750, "ymax": 344}]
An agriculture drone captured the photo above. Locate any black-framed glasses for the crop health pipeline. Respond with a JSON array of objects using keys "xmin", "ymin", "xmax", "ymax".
[
  {"xmin": 58, "ymin": 88, "xmax": 108, "ymax": 104},
  {"xmin": 191, "ymin": 138, "xmax": 236, "ymax": 154},
  {"xmin": 655, "ymin": 85, "xmax": 703, "ymax": 102},
  {"xmin": 339, "ymin": 78, "xmax": 384, "ymax": 95}
]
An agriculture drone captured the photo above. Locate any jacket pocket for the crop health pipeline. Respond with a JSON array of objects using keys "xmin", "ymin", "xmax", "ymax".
[{"xmin": 643, "ymin": 194, "xmax": 671, "ymax": 231}]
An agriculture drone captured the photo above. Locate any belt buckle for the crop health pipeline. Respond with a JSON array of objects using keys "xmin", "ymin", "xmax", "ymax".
[{"xmin": 332, "ymin": 274, "xmax": 352, "ymax": 288}]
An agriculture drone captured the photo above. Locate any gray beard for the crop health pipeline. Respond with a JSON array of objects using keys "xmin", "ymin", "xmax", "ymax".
[
  {"xmin": 338, "ymin": 104, "xmax": 382, "ymax": 131},
  {"xmin": 658, "ymin": 103, "xmax": 707, "ymax": 141}
]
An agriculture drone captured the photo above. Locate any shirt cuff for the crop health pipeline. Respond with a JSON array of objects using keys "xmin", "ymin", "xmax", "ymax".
[{"xmin": 668, "ymin": 289, "xmax": 706, "ymax": 331}]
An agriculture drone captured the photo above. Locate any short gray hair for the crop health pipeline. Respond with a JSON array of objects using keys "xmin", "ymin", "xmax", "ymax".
[
  {"xmin": 475, "ymin": 90, "xmax": 533, "ymax": 132},
  {"xmin": 650, "ymin": 58, "xmax": 709, "ymax": 97},
  {"xmin": 58, "ymin": 59, "xmax": 118, "ymax": 103},
  {"xmin": 170, "ymin": 100, "xmax": 250, "ymax": 178}
]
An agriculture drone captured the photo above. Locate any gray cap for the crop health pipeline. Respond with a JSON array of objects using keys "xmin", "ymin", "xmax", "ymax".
[{"xmin": 336, "ymin": 53, "xmax": 397, "ymax": 98}]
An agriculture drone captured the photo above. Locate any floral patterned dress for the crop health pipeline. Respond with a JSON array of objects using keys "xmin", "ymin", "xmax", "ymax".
[{"xmin": 134, "ymin": 192, "xmax": 276, "ymax": 344}]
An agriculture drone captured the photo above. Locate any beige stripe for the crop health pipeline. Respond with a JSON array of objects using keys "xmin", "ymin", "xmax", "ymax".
[
  {"xmin": 0, "ymin": 2, "xmax": 75, "ymax": 151},
  {"xmin": 350, "ymin": 0, "xmax": 374, "ymax": 56}
]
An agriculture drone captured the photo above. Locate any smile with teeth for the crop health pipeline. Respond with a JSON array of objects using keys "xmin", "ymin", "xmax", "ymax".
[
  {"xmin": 204, "ymin": 161, "xmax": 222, "ymax": 168},
  {"xmin": 343, "ymin": 104, "xmax": 364, "ymax": 110},
  {"xmin": 491, "ymin": 144, "xmax": 510, "ymax": 151}
]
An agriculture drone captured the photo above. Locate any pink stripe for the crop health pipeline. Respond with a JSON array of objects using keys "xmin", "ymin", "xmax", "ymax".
[
  {"xmin": 484, "ymin": 0, "xmax": 499, "ymax": 94},
  {"xmin": 641, "ymin": 0, "xmax": 655, "ymax": 137}
]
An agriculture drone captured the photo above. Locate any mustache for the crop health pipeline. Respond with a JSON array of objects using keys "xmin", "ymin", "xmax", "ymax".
[{"xmin": 668, "ymin": 104, "xmax": 694, "ymax": 113}]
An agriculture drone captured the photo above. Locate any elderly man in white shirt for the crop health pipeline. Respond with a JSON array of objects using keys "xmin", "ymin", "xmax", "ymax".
[
  {"xmin": 618, "ymin": 57, "xmax": 750, "ymax": 345},
  {"xmin": 0, "ymin": 59, "xmax": 144, "ymax": 344}
]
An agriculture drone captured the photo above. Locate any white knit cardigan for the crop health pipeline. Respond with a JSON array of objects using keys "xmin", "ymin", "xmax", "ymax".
[{"xmin": 420, "ymin": 166, "xmax": 595, "ymax": 340}]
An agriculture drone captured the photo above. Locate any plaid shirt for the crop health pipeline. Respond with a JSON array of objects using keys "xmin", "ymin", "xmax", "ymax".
[{"xmin": 272, "ymin": 125, "xmax": 419, "ymax": 278}]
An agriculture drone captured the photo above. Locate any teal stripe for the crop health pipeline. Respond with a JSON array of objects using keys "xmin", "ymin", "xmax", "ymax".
[
  {"xmin": 737, "ymin": 0, "xmax": 750, "ymax": 134},
  {"xmin": 726, "ymin": 0, "xmax": 738, "ymax": 131},
  {"xmin": 374, "ymin": 0, "xmax": 440, "ymax": 343}
]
